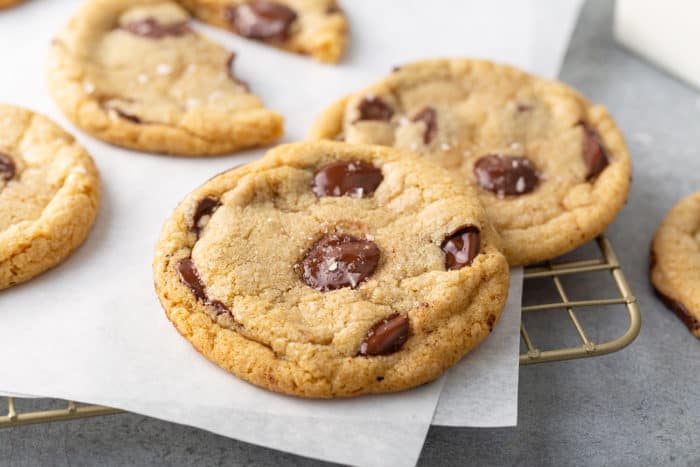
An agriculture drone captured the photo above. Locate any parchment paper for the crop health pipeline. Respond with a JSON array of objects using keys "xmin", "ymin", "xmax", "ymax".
[{"xmin": 0, "ymin": 1, "xmax": 582, "ymax": 465}]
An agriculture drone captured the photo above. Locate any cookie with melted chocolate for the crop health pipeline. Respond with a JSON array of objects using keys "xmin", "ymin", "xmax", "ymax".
[
  {"xmin": 0, "ymin": 104, "xmax": 101, "ymax": 289},
  {"xmin": 308, "ymin": 58, "xmax": 632, "ymax": 266},
  {"xmin": 48, "ymin": 0, "xmax": 283, "ymax": 156},
  {"xmin": 153, "ymin": 141, "xmax": 508, "ymax": 397}
]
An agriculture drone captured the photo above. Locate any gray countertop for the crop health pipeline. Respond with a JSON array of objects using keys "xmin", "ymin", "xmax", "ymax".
[{"xmin": 2, "ymin": 1, "xmax": 700, "ymax": 465}]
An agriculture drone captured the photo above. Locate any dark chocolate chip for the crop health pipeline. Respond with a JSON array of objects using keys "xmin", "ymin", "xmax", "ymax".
[
  {"xmin": 177, "ymin": 258, "xmax": 207, "ymax": 301},
  {"xmin": 654, "ymin": 287, "xmax": 700, "ymax": 333},
  {"xmin": 121, "ymin": 18, "xmax": 191, "ymax": 38},
  {"xmin": 298, "ymin": 233, "xmax": 380, "ymax": 291},
  {"xmin": 114, "ymin": 108, "xmax": 141, "ymax": 124},
  {"xmin": 581, "ymin": 124, "xmax": 609, "ymax": 179},
  {"xmin": 473, "ymin": 154, "xmax": 539, "ymax": 197},
  {"xmin": 0, "ymin": 153, "xmax": 16, "ymax": 181},
  {"xmin": 356, "ymin": 96, "xmax": 394, "ymax": 122},
  {"xmin": 104, "ymin": 103, "xmax": 142, "ymax": 124},
  {"xmin": 311, "ymin": 160, "xmax": 383, "ymax": 198},
  {"xmin": 441, "ymin": 226, "xmax": 480, "ymax": 270},
  {"xmin": 516, "ymin": 103, "xmax": 533, "ymax": 112},
  {"xmin": 177, "ymin": 258, "xmax": 230, "ymax": 316},
  {"xmin": 192, "ymin": 197, "xmax": 221, "ymax": 236},
  {"xmin": 359, "ymin": 313, "xmax": 409, "ymax": 356},
  {"xmin": 225, "ymin": 1, "xmax": 298, "ymax": 41},
  {"xmin": 411, "ymin": 106, "xmax": 438, "ymax": 144}
]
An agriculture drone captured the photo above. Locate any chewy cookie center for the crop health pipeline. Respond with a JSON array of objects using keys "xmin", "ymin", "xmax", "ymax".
[{"xmin": 177, "ymin": 154, "xmax": 489, "ymax": 363}]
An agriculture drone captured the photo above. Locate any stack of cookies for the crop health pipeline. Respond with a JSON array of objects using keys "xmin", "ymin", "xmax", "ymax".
[{"xmin": 3, "ymin": 0, "xmax": 647, "ymax": 399}]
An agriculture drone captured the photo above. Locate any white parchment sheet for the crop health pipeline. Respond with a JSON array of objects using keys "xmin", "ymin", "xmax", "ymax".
[{"xmin": 0, "ymin": 1, "xmax": 582, "ymax": 465}]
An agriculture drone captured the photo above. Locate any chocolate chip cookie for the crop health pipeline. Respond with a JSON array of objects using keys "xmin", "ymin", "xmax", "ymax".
[
  {"xmin": 0, "ymin": 104, "xmax": 100, "ymax": 290},
  {"xmin": 153, "ymin": 141, "xmax": 509, "ymax": 397},
  {"xmin": 650, "ymin": 191, "xmax": 700, "ymax": 338},
  {"xmin": 48, "ymin": 0, "xmax": 283, "ymax": 156},
  {"xmin": 308, "ymin": 59, "xmax": 632, "ymax": 266},
  {"xmin": 176, "ymin": 0, "xmax": 347, "ymax": 63}
]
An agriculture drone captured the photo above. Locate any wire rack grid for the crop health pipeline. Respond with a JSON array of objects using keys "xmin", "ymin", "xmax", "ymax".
[{"xmin": 0, "ymin": 234, "xmax": 641, "ymax": 428}]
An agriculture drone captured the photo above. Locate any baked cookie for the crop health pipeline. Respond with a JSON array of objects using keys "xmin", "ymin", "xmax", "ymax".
[
  {"xmin": 176, "ymin": 0, "xmax": 347, "ymax": 63},
  {"xmin": 48, "ymin": 0, "xmax": 283, "ymax": 156},
  {"xmin": 308, "ymin": 59, "xmax": 632, "ymax": 266},
  {"xmin": 153, "ymin": 141, "xmax": 509, "ymax": 397},
  {"xmin": 0, "ymin": 0, "xmax": 23, "ymax": 9},
  {"xmin": 650, "ymin": 191, "xmax": 700, "ymax": 338},
  {"xmin": 0, "ymin": 104, "xmax": 100, "ymax": 290}
]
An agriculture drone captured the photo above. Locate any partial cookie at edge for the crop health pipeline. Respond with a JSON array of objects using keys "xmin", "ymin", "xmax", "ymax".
[
  {"xmin": 650, "ymin": 191, "xmax": 700, "ymax": 338},
  {"xmin": 0, "ymin": 104, "xmax": 101, "ymax": 289}
]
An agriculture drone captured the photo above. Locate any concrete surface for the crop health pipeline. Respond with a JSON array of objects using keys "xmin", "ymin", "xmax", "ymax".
[{"xmin": 2, "ymin": 1, "xmax": 700, "ymax": 465}]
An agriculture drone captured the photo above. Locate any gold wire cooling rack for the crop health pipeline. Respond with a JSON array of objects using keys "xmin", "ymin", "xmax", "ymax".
[{"xmin": 0, "ymin": 234, "xmax": 641, "ymax": 428}]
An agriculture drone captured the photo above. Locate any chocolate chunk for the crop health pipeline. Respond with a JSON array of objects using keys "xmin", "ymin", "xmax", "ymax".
[
  {"xmin": 311, "ymin": 160, "xmax": 383, "ymax": 198},
  {"xmin": 516, "ymin": 103, "xmax": 533, "ymax": 112},
  {"xmin": 177, "ymin": 258, "xmax": 207, "ymax": 301},
  {"xmin": 356, "ymin": 96, "xmax": 394, "ymax": 122},
  {"xmin": 0, "ymin": 153, "xmax": 16, "ymax": 181},
  {"xmin": 581, "ymin": 124, "xmax": 609, "ymax": 179},
  {"xmin": 121, "ymin": 18, "xmax": 191, "ymax": 38},
  {"xmin": 114, "ymin": 108, "xmax": 141, "ymax": 124},
  {"xmin": 208, "ymin": 300, "xmax": 230, "ymax": 316},
  {"xmin": 104, "ymin": 103, "xmax": 142, "ymax": 124},
  {"xmin": 473, "ymin": 154, "xmax": 539, "ymax": 197},
  {"xmin": 359, "ymin": 313, "xmax": 409, "ymax": 356},
  {"xmin": 298, "ymin": 233, "xmax": 380, "ymax": 291},
  {"xmin": 177, "ymin": 258, "xmax": 230, "ymax": 315},
  {"xmin": 411, "ymin": 106, "xmax": 438, "ymax": 144},
  {"xmin": 654, "ymin": 288, "xmax": 700, "ymax": 333},
  {"xmin": 441, "ymin": 226, "xmax": 480, "ymax": 270},
  {"xmin": 225, "ymin": 1, "xmax": 298, "ymax": 41},
  {"xmin": 192, "ymin": 197, "xmax": 220, "ymax": 236}
]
